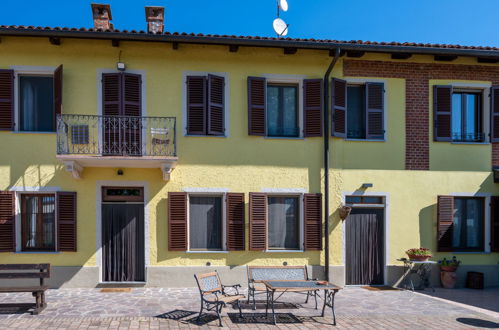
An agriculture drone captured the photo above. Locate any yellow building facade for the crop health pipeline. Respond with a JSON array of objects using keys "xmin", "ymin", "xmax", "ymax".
[{"xmin": 0, "ymin": 24, "xmax": 498, "ymax": 288}]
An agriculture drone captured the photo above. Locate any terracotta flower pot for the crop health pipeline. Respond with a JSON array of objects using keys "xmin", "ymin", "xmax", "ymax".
[
  {"xmin": 440, "ymin": 265, "xmax": 458, "ymax": 272},
  {"xmin": 441, "ymin": 271, "xmax": 458, "ymax": 289},
  {"xmin": 407, "ymin": 255, "xmax": 431, "ymax": 261}
]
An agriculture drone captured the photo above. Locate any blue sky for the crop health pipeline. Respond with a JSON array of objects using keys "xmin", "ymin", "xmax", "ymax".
[{"xmin": 1, "ymin": 0, "xmax": 498, "ymax": 47}]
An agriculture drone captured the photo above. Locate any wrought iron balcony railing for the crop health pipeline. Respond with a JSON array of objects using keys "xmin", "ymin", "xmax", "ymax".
[{"xmin": 57, "ymin": 114, "xmax": 176, "ymax": 157}]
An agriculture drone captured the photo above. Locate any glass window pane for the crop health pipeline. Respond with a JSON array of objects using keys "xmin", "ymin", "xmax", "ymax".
[
  {"xmin": 268, "ymin": 197, "xmax": 299, "ymax": 249},
  {"xmin": 347, "ymin": 86, "xmax": 366, "ymax": 139},
  {"xmin": 41, "ymin": 196, "xmax": 55, "ymax": 249},
  {"xmin": 22, "ymin": 195, "xmax": 55, "ymax": 250},
  {"xmin": 452, "ymin": 198, "xmax": 483, "ymax": 250},
  {"xmin": 24, "ymin": 196, "xmax": 38, "ymax": 249},
  {"xmin": 19, "ymin": 76, "xmax": 55, "ymax": 132},
  {"xmin": 345, "ymin": 196, "xmax": 362, "ymax": 204},
  {"xmin": 362, "ymin": 196, "xmax": 383, "ymax": 204},
  {"xmin": 189, "ymin": 196, "xmax": 222, "ymax": 250},
  {"xmin": 266, "ymin": 85, "xmax": 298, "ymax": 137},
  {"xmin": 451, "ymin": 93, "xmax": 462, "ymax": 140}
]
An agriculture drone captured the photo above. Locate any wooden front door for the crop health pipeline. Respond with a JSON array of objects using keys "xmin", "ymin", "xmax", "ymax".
[
  {"xmin": 345, "ymin": 208, "xmax": 384, "ymax": 285},
  {"xmin": 102, "ymin": 73, "xmax": 142, "ymax": 156}
]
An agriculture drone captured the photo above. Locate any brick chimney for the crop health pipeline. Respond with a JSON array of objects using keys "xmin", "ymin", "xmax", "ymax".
[
  {"xmin": 145, "ymin": 6, "xmax": 165, "ymax": 33},
  {"xmin": 91, "ymin": 3, "xmax": 113, "ymax": 30}
]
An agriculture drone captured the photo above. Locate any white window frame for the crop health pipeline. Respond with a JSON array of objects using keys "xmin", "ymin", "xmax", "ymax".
[
  {"xmin": 9, "ymin": 186, "xmax": 62, "ymax": 253},
  {"xmin": 186, "ymin": 192, "xmax": 227, "ymax": 253},
  {"xmin": 263, "ymin": 190, "xmax": 305, "ymax": 252},
  {"xmin": 263, "ymin": 74, "xmax": 305, "ymax": 139},
  {"xmin": 182, "ymin": 71, "xmax": 230, "ymax": 137},
  {"xmin": 449, "ymin": 84, "xmax": 491, "ymax": 145},
  {"xmin": 11, "ymin": 65, "xmax": 57, "ymax": 134},
  {"xmin": 449, "ymin": 193, "xmax": 491, "ymax": 253},
  {"xmin": 344, "ymin": 78, "xmax": 388, "ymax": 142}
]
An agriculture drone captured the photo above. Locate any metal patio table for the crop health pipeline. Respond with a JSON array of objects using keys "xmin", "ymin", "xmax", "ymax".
[
  {"xmin": 398, "ymin": 259, "xmax": 437, "ymax": 292},
  {"xmin": 263, "ymin": 280, "xmax": 341, "ymax": 325}
]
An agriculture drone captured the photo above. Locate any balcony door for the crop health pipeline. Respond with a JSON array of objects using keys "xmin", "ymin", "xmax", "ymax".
[{"xmin": 102, "ymin": 73, "xmax": 142, "ymax": 156}]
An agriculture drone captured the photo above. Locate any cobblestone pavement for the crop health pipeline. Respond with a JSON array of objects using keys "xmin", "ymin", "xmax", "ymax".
[{"xmin": 0, "ymin": 287, "xmax": 498, "ymax": 329}]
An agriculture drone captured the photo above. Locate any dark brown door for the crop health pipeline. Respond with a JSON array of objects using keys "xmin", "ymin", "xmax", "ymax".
[
  {"xmin": 102, "ymin": 203, "xmax": 145, "ymax": 282},
  {"xmin": 102, "ymin": 73, "xmax": 142, "ymax": 156},
  {"xmin": 345, "ymin": 208, "xmax": 384, "ymax": 285}
]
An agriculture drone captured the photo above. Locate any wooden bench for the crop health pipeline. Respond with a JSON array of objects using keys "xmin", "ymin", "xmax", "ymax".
[
  {"xmin": 247, "ymin": 265, "xmax": 318, "ymax": 309},
  {"xmin": 0, "ymin": 264, "xmax": 50, "ymax": 315}
]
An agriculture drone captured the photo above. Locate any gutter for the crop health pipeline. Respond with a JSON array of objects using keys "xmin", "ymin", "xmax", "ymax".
[
  {"xmin": 323, "ymin": 48, "xmax": 341, "ymax": 282},
  {"xmin": 1, "ymin": 28, "xmax": 499, "ymax": 58}
]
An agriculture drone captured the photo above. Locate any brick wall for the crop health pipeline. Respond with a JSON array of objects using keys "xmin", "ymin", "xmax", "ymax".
[{"xmin": 343, "ymin": 60, "xmax": 499, "ymax": 170}]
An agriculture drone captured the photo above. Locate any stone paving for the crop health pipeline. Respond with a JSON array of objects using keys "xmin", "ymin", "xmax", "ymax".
[{"xmin": 0, "ymin": 287, "xmax": 498, "ymax": 329}]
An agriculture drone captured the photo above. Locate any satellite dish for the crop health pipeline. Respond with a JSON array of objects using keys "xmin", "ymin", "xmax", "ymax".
[
  {"xmin": 273, "ymin": 18, "xmax": 288, "ymax": 36},
  {"xmin": 279, "ymin": 0, "xmax": 288, "ymax": 12}
]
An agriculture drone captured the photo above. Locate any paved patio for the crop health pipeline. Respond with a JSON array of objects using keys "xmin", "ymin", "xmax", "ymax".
[{"xmin": 0, "ymin": 287, "xmax": 498, "ymax": 329}]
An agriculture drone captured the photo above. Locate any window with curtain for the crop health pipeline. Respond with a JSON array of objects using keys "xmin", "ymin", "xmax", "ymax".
[
  {"xmin": 346, "ymin": 85, "xmax": 366, "ymax": 139},
  {"xmin": 21, "ymin": 194, "xmax": 56, "ymax": 251},
  {"xmin": 19, "ymin": 75, "xmax": 55, "ymax": 132},
  {"xmin": 452, "ymin": 197, "xmax": 484, "ymax": 251},
  {"xmin": 189, "ymin": 196, "xmax": 223, "ymax": 250},
  {"xmin": 451, "ymin": 91, "xmax": 483, "ymax": 142},
  {"xmin": 267, "ymin": 84, "xmax": 299, "ymax": 137},
  {"xmin": 268, "ymin": 196, "xmax": 300, "ymax": 250}
]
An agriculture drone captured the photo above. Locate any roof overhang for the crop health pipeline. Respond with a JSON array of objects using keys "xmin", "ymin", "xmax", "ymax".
[{"xmin": 1, "ymin": 27, "xmax": 499, "ymax": 59}]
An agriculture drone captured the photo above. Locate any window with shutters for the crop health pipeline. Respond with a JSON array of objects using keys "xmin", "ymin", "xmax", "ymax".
[
  {"xmin": 345, "ymin": 82, "xmax": 384, "ymax": 140},
  {"xmin": 452, "ymin": 197, "xmax": 484, "ymax": 251},
  {"xmin": 188, "ymin": 194, "xmax": 225, "ymax": 251},
  {"xmin": 451, "ymin": 91, "xmax": 484, "ymax": 142},
  {"xmin": 184, "ymin": 73, "xmax": 226, "ymax": 136},
  {"xmin": 267, "ymin": 84, "xmax": 299, "ymax": 137},
  {"xmin": 20, "ymin": 194, "xmax": 56, "ymax": 251},
  {"xmin": 267, "ymin": 195, "xmax": 301, "ymax": 250}
]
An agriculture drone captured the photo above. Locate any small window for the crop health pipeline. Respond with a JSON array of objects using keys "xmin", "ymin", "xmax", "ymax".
[
  {"xmin": 19, "ymin": 75, "xmax": 55, "ymax": 132},
  {"xmin": 451, "ymin": 91, "xmax": 483, "ymax": 142},
  {"xmin": 347, "ymin": 85, "xmax": 366, "ymax": 139},
  {"xmin": 267, "ymin": 84, "xmax": 299, "ymax": 137},
  {"xmin": 268, "ymin": 196, "xmax": 300, "ymax": 250},
  {"xmin": 21, "ymin": 194, "xmax": 56, "ymax": 251},
  {"xmin": 189, "ymin": 196, "xmax": 223, "ymax": 251},
  {"xmin": 452, "ymin": 197, "xmax": 484, "ymax": 251},
  {"xmin": 346, "ymin": 196, "xmax": 384, "ymax": 204}
]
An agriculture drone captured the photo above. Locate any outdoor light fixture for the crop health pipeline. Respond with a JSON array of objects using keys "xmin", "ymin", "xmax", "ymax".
[
  {"xmin": 362, "ymin": 183, "xmax": 373, "ymax": 188},
  {"xmin": 117, "ymin": 62, "xmax": 126, "ymax": 71},
  {"xmin": 117, "ymin": 169, "xmax": 124, "ymax": 175}
]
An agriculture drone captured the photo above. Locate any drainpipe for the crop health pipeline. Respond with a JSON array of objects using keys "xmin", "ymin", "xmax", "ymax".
[{"xmin": 324, "ymin": 48, "xmax": 341, "ymax": 282}]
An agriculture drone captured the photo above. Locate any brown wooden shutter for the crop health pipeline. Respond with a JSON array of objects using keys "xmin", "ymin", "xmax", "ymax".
[
  {"xmin": 226, "ymin": 193, "xmax": 245, "ymax": 251},
  {"xmin": 366, "ymin": 82, "xmax": 384, "ymax": 139},
  {"xmin": 102, "ymin": 73, "xmax": 122, "ymax": 116},
  {"xmin": 0, "ymin": 191, "xmax": 15, "ymax": 252},
  {"xmin": 433, "ymin": 85, "xmax": 453, "ymax": 142},
  {"xmin": 331, "ymin": 78, "xmax": 347, "ymax": 137},
  {"xmin": 123, "ymin": 73, "xmax": 142, "ymax": 117},
  {"xmin": 248, "ymin": 76, "xmax": 266, "ymax": 136},
  {"xmin": 437, "ymin": 195, "xmax": 454, "ymax": 252},
  {"xmin": 186, "ymin": 76, "xmax": 207, "ymax": 135},
  {"xmin": 491, "ymin": 196, "xmax": 499, "ymax": 252},
  {"xmin": 53, "ymin": 65, "xmax": 63, "ymax": 130},
  {"xmin": 491, "ymin": 87, "xmax": 499, "ymax": 143},
  {"xmin": 303, "ymin": 79, "xmax": 323, "ymax": 137},
  {"xmin": 249, "ymin": 192, "xmax": 267, "ymax": 251},
  {"xmin": 207, "ymin": 74, "xmax": 225, "ymax": 136},
  {"xmin": 57, "ymin": 192, "xmax": 77, "ymax": 252},
  {"xmin": 0, "ymin": 70, "xmax": 14, "ymax": 130},
  {"xmin": 168, "ymin": 192, "xmax": 187, "ymax": 251},
  {"xmin": 304, "ymin": 193, "xmax": 322, "ymax": 250}
]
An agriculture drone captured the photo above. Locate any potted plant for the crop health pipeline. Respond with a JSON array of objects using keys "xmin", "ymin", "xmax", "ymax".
[
  {"xmin": 439, "ymin": 256, "xmax": 461, "ymax": 289},
  {"xmin": 405, "ymin": 247, "xmax": 432, "ymax": 261}
]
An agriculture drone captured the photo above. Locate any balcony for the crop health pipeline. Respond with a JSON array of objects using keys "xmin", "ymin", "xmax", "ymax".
[{"xmin": 56, "ymin": 114, "xmax": 177, "ymax": 180}]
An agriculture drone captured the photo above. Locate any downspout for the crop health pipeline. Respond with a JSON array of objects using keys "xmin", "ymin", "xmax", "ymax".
[{"xmin": 324, "ymin": 48, "xmax": 341, "ymax": 282}]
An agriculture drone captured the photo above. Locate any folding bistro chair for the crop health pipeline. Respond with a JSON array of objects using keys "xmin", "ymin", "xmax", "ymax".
[{"xmin": 194, "ymin": 271, "xmax": 245, "ymax": 327}]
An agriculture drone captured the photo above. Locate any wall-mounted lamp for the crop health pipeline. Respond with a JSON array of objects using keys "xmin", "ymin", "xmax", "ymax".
[
  {"xmin": 117, "ymin": 169, "xmax": 124, "ymax": 176},
  {"xmin": 362, "ymin": 183, "xmax": 373, "ymax": 188},
  {"xmin": 283, "ymin": 261, "xmax": 288, "ymax": 266},
  {"xmin": 117, "ymin": 62, "xmax": 126, "ymax": 71},
  {"xmin": 206, "ymin": 262, "xmax": 211, "ymax": 267},
  {"xmin": 339, "ymin": 205, "xmax": 352, "ymax": 221}
]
